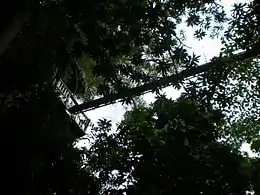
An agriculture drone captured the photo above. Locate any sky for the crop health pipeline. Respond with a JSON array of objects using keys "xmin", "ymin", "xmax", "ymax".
[{"xmin": 78, "ymin": 0, "xmax": 256, "ymax": 157}]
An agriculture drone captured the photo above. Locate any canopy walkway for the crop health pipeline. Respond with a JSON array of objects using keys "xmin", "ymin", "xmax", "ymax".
[
  {"xmin": 68, "ymin": 48, "xmax": 260, "ymax": 114},
  {"xmin": 54, "ymin": 79, "xmax": 91, "ymax": 130}
]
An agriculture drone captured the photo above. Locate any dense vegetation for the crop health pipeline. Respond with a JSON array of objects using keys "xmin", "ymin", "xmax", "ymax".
[{"xmin": 0, "ymin": 0, "xmax": 259, "ymax": 194}]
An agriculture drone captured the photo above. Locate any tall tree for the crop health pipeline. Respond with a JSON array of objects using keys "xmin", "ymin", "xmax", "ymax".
[
  {"xmin": 0, "ymin": 12, "xmax": 100, "ymax": 193},
  {"xmin": 181, "ymin": 0, "xmax": 260, "ymax": 149},
  {"xmin": 1, "ymin": 0, "xmax": 228, "ymax": 92},
  {"xmin": 0, "ymin": 60, "xmax": 100, "ymax": 194},
  {"xmin": 85, "ymin": 96, "xmax": 252, "ymax": 194}
]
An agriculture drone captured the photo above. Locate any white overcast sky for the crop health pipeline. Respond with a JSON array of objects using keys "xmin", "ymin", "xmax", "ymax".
[{"xmin": 79, "ymin": 0, "xmax": 255, "ymax": 156}]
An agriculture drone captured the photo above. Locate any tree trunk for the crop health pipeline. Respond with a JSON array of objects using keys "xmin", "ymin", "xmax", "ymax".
[
  {"xmin": 0, "ymin": 12, "xmax": 29, "ymax": 57},
  {"xmin": 69, "ymin": 49, "xmax": 260, "ymax": 114}
]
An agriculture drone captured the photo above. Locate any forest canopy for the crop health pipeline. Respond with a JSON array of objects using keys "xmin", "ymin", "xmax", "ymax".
[{"xmin": 0, "ymin": 0, "xmax": 259, "ymax": 194}]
